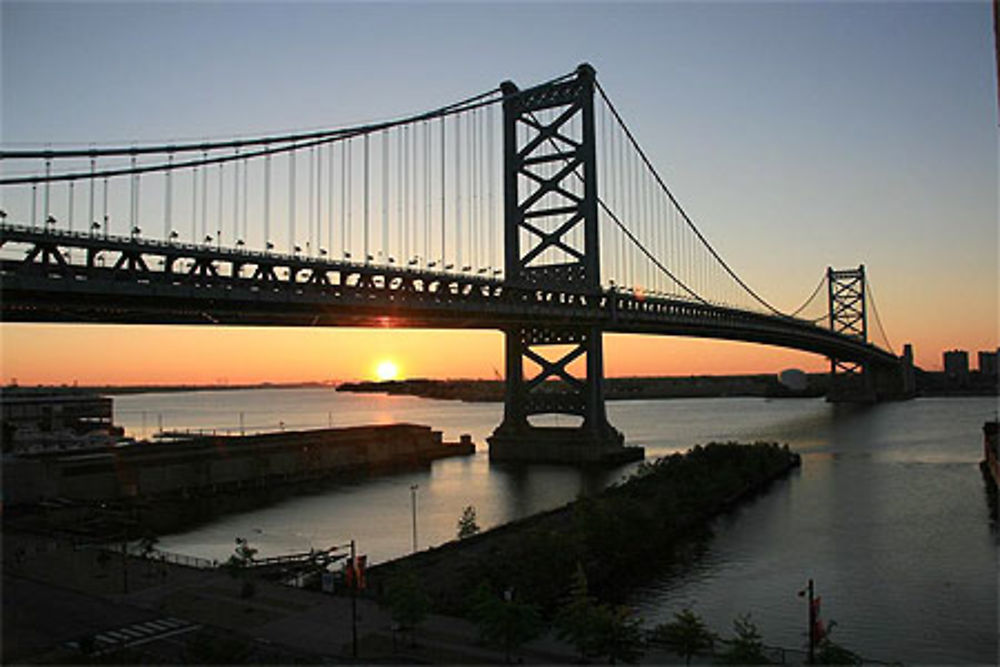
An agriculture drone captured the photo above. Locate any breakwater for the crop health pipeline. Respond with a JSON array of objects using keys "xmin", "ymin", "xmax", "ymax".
[{"xmin": 370, "ymin": 441, "xmax": 800, "ymax": 616}]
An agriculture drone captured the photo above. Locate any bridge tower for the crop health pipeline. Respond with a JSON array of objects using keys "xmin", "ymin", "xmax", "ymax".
[
  {"xmin": 488, "ymin": 64, "xmax": 641, "ymax": 464},
  {"xmin": 826, "ymin": 265, "xmax": 876, "ymax": 402}
]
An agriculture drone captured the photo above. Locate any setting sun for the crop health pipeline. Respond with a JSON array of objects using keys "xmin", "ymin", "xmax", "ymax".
[{"xmin": 375, "ymin": 360, "xmax": 399, "ymax": 381}]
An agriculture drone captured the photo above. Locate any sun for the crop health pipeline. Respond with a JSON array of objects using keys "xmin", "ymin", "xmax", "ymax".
[{"xmin": 375, "ymin": 360, "xmax": 399, "ymax": 381}]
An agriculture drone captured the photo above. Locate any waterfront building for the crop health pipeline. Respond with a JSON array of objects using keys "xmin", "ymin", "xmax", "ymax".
[{"xmin": 0, "ymin": 387, "xmax": 121, "ymax": 454}]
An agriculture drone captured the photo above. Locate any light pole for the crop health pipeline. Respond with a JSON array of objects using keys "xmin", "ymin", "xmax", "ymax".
[
  {"xmin": 799, "ymin": 578, "xmax": 816, "ymax": 664},
  {"xmin": 409, "ymin": 484, "xmax": 418, "ymax": 553}
]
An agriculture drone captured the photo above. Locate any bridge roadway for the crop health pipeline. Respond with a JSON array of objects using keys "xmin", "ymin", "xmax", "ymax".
[{"xmin": 0, "ymin": 224, "xmax": 899, "ymax": 368}]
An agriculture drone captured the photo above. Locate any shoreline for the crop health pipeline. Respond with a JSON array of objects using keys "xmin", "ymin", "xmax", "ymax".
[{"xmin": 6, "ymin": 370, "xmax": 995, "ymax": 400}]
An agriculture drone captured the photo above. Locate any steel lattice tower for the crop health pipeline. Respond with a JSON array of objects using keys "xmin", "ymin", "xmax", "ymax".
[
  {"xmin": 488, "ymin": 64, "xmax": 639, "ymax": 463},
  {"xmin": 827, "ymin": 265, "xmax": 874, "ymax": 401}
]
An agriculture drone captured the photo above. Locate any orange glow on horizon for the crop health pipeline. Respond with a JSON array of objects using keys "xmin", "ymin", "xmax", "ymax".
[{"xmin": 0, "ymin": 321, "xmax": 995, "ymax": 386}]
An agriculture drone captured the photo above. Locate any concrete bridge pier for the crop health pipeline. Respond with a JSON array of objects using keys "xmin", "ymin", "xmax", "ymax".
[
  {"xmin": 487, "ymin": 325, "xmax": 642, "ymax": 465},
  {"xmin": 827, "ymin": 343, "xmax": 916, "ymax": 403}
]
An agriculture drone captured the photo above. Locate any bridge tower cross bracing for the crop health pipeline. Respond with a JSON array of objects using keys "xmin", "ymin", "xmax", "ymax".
[
  {"xmin": 487, "ymin": 64, "xmax": 642, "ymax": 464},
  {"xmin": 826, "ymin": 265, "xmax": 876, "ymax": 402}
]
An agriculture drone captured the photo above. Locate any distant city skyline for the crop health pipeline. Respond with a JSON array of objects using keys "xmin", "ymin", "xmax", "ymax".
[{"xmin": 2, "ymin": 1, "xmax": 996, "ymax": 384}]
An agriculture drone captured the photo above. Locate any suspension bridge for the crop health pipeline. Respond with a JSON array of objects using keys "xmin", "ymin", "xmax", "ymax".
[{"xmin": 0, "ymin": 64, "xmax": 914, "ymax": 463}]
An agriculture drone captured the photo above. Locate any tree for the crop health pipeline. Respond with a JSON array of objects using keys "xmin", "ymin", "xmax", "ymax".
[
  {"xmin": 384, "ymin": 568, "xmax": 431, "ymax": 648},
  {"xmin": 457, "ymin": 505, "xmax": 481, "ymax": 539},
  {"xmin": 223, "ymin": 537, "xmax": 258, "ymax": 599},
  {"xmin": 470, "ymin": 583, "xmax": 542, "ymax": 663},
  {"xmin": 716, "ymin": 613, "xmax": 771, "ymax": 665},
  {"xmin": 814, "ymin": 638, "xmax": 862, "ymax": 665},
  {"xmin": 590, "ymin": 604, "xmax": 646, "ymax": 665},
  {"xmin": 814, "ymin": 624, "xmax": 862, "ymax": 665},
  {"xmin": 651, "ymin": 608, "xmax": 715, "ymax": 665},
  {"xmin": 554, "ymin": 564, "xmax": 606, "ymax": 660}
]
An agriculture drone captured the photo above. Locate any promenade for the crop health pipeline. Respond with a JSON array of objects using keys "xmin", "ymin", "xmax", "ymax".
[{"xmin": 2, "ymin": 530, "xmax": 695, "ymax": 664}]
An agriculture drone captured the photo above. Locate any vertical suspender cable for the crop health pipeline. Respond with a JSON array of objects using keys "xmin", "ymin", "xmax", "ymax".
[
  {"xmin": 240, "ymin": 153, "xmax": 250, "ymax": 243},
  {"xmin": 469, "ymin": 108, "xmax": 477, "ymax": 270},
  {"xmin": 397, "ymin": 126, "xmax": 404, "ymax": 261},
  {"xmin": 308, "ymin": 146, "xmax": 314, "ymax": 253},
  {"xmin": 68, "ymin": 181, "xmax": 75, "ymax": 233},
  {"xmin": 264, "ymin": 146, "xmax": 271, "ymax": 246},
  {"xmin": 340, "ymin": 140, "xmax": 347, "ymax": 256},
  {"xmin": 129, "ymin": 156, "xmax": 135, "ymax": 232},
  {"xmin": 88, "ymin": 157, "xmax": 96, "ymax": 230},
  {"xmin": 346, "ymin": 139, "xmax": 352, "ymax": 256},
  {"xmin": 405, "ymin": 125, "xmax": 411, "ymax": 262},
  {"xmin": 487, "ymin": 105, "xmax": 496, "ymax": 274},
  {"xmin": 315, "ymin": 145, "xmax": 321, "ymax": 252},
  {"xmin": 412, "ymin": 123, "xmax": 418, "ymax": 263},
  {"xmin": 289, "ymin": 145, "xmax": 296, "ymax": 252},
  {"xmin": 328, "ymin": 140, "xmax": 335, "ymax": 254},
  {"xmin": 216, "ymin": 162, "xmax": 223, "ymax": 244},
  {"xmin": 455, "ymin": 114, "xmax": 462, "ymax": 270},
  {"xmin": 192, "ymin": 164, "xmax": 198, "ymax": 241},
  {"xmin": 424, "ymin": 121, "xmax": 431, "ymax": 267},
  {"xmin": 364, "ymin": 132, "xmax": 370, "ymax": 263},
  {"xmin": 440, "ymin": 116, "xmax": 446, "ymax": 267},
  {"xmin": 480, "ymin": 107, "xmax": 487, "ymax": 269},
  {"xmin": 201, "ymin": 151, "xmax": 208, "ymax": 240},
  {"xmin": 43, "ymin": 159, "xmax": 51, "ymax": 226},
  {"xmin": 135, "ymin": 159, "xmax": 142, "ymax": 236},
  {"xmin": 165, "ymin": 154, "xmax": 173, "ymax": 239},
  {"xmin": 608, "ymin": 111, "xmax": 617, "ymax": 286},
  {"xmin": 599, "ymin": 99, "xmax": 607, "ymax": 284},
  {"xmin": 102, "ymin": 175, "xmax": 109, "ymax": 238},
  {"xmin": 382, "ymin": 131, "xmax": 389, "ymax": 262},
  {"xmin": 232, "ymin": 151, "xmax": 240, "ymax": 243}
]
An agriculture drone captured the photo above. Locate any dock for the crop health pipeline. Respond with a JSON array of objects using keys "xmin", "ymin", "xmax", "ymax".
[{"xmin": 3, "ymin": 424, "xmax": 475, "ymax": 506}]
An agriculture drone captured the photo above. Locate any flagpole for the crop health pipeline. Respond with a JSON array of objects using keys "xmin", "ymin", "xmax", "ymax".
[
  {"xmin": 351, "ymin": 538, "xmax": 358, "ymax": 659},
  {"xmin": 807, "ymin": 578, "xmax": 815, "ymax": 664}
]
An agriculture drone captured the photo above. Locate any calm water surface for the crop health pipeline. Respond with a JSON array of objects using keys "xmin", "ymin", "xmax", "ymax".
[{"xmin": 115, "ymin": 390, "xmax": 998, "ymax": 663}]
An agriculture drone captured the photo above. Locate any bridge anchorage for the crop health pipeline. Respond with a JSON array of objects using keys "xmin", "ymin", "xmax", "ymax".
[{"xmin": 0, "ymin": 62, "xmax": 915, "ymax": 466}]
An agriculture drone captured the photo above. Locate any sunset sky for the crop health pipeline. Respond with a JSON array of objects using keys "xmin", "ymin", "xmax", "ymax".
[{"xmin": 1, "ymin": 2, "xmax": 996, "ymax": 385}]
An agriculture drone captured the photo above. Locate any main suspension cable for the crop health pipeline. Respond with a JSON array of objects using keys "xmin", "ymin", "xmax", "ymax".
[{"xmin": 595, "ymin": 80, "xmax": 786, "ymax": 316}]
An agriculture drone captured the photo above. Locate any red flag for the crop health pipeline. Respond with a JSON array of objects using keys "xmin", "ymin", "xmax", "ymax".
[
  {"xmin": 356, "ymin": 555, "xmax": 367, "ymax": 590},
  {"xmin": 343, "ymin": 557, "xmax": 355, "ymax": 588},
  {"xmin": 343, "ymin": 555, "xmax": 367, "ymax": 590},
  {"xmin": 811, "ymin": 596, "xmax": 824, "ymax": 641},
  {"xmin": 814, "ymin": 618, "xmax": 826, "ymax": 642}
]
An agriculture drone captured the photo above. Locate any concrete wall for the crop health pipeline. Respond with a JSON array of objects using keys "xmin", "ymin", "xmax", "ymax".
[{"xmin": 3, "ymin": 424, "xmax": 473, "ymax": 505}]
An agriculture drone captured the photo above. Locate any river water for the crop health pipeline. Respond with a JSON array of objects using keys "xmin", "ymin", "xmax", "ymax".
[{"xmin": 114, "ymin": 389, "xmax": 997, "ymax": 663}]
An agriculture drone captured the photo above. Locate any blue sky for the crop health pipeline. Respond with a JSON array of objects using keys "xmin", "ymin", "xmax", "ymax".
[{"xmin": 1, "ymin": 1, "xmax": 996, "ymax": 378}]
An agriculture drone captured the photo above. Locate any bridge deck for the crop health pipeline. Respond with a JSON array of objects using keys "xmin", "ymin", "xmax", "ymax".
[{"xmin": 1, "ymin": 225, "xmax": 899, "ymax": 367}]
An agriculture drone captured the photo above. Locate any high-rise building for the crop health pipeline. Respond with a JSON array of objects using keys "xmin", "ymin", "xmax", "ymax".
[
  {"xmin": 943, "ymin": 350, "xmax": 970, "ymax": 381},
  {"xmin": 979, "ymin": 349, "xmax": 998, "ymax": 376}
]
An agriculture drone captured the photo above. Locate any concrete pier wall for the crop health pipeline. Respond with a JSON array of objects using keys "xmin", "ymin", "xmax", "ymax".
[{"xmin": 3, "ymin": 424, "xmax": 473, "ymax": 505}]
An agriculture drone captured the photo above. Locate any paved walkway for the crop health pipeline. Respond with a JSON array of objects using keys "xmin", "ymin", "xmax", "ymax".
[{"xmin": 3, "ymin": 530, "xmax": 701, "ymax": 664}]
